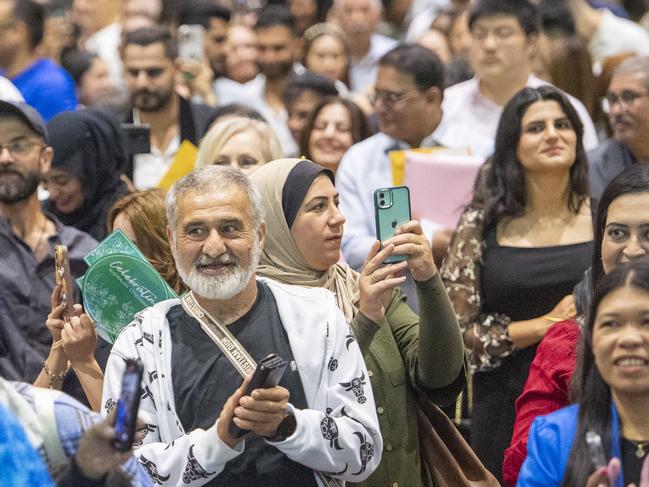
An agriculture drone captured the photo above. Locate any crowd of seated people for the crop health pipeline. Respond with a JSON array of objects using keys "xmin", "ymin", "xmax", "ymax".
[{"xmin": 2, "ymin": 0, "xmax": 649, "ymax": 485}]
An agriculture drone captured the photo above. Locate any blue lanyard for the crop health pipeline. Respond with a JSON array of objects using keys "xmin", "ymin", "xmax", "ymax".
[{"xmin": 610, "ymin": 402, "xmax": 624, "ymax": 487}]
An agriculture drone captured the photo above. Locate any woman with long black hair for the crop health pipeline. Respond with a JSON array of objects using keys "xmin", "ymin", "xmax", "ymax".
[
  {"xmin": 504, "ymin": 164, "xmax": 649, "ymax": 485},
  {"xmin": 441, "ymin": 85, "xmax": 593, "ymax": 479},
  {"xmin": 518, "ymin": 260, "xmax": 649, "ymax": 486}
]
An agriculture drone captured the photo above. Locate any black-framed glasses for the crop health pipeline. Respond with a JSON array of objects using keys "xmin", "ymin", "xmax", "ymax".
[
  {"xmin": 0, "ymin": 139, "xmax": 44, "ymax": 157},
  {"xmin": 602, "ymin": 90, "xmax": 649, "ymax": 113},
  {"xmin": 369, "ymin": 89, "xmax": 421, "ymax": 107}
]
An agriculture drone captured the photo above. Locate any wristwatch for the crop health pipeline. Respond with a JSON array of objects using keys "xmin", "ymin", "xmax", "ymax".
[{"xmin": 268, "ymin": 413, "xmax": 296, "ymax": 442}]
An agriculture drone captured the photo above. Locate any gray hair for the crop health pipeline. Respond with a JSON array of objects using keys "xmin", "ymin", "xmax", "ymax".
[
  {"xmin": 166, "ymin": 165, "xmax": 264, "ymax": 231},
  {"xmin": 613, "ymin": 55, "xmax": 649, "ymax": 91}
]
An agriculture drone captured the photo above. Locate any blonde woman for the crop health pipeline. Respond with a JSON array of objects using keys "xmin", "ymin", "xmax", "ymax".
[{"xmin": 195, "ymin": 116, "xmax": 282, "ymax": 175}]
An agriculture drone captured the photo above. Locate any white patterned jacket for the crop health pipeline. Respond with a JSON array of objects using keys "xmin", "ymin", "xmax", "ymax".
[{"xmin": 101, "ymin": 277, "xmax": 382, "ymax": 486}]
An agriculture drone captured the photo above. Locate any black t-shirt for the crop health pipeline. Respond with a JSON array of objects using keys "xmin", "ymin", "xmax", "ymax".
[
  {"xmin": 168, "ymin": 282, "xmax": 317, "ymax": 487},
  {"xmin": 622, "ymin": 437, "xmax": 648, "ymax": 486}
]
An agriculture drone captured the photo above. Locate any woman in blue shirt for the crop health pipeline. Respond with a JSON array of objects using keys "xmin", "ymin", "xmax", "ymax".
[{"xmin": 519, "ymin": 261, "xmax": 649, "ymax": 486}]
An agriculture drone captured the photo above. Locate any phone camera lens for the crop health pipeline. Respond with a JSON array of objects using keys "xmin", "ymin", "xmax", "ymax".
[
  {"xmin": 379, "ymin": 193, "xmax": 385, "ymax": 198},
  {"xmin": 380, "ymin": 199, "xmax": 385, "ymax": 206}
]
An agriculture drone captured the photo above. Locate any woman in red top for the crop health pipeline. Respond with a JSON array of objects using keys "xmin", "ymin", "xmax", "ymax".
[{"xmin": 503, "ymin": 164, "xmax": 649, "ymax": 485}]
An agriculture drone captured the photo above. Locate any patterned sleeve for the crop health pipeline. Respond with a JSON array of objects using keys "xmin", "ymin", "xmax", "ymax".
[
  {"xmin": 271, "ymin": 309, "xmax": 382, "ymax": 482},
  {"xmin": 101, "ymin": 320, "xmax": 243, "ymax": 487},
  {"xmin": 440, "ymin": 207, "xmax": 514, "ymax": 370}
]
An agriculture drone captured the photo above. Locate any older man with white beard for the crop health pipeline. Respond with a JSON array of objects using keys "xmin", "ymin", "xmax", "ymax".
[{"xmin": 101, "ymin": 165, "xmax": 381, "ymax": 487}]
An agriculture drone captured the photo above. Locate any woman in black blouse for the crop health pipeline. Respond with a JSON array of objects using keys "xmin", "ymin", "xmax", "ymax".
[{"xmin": 441, "ymin": 85, "xmax": 593, "ymax": 481}]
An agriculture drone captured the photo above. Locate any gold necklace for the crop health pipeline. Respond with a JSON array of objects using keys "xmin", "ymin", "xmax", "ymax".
[{"xmin": 629, "ymin": 439, "xmax": 649, "ymax": 458}]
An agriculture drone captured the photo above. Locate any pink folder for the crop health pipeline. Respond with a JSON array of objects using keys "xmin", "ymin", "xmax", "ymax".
[{"xmin": 405, "ymin": 151, "xmax": 484, "ymax": 229}]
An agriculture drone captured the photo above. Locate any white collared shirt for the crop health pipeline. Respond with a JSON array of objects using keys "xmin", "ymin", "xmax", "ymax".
[
  {"xmin": 349, "ymin": 34, "xmax": 398, "ymax": 94},
  {"xmin": 221, "ymin": 73, "xmax": 298, "ymax": 157},
  {"xmin": 442, "ymin": 75, "xmax": 599, "ymax": 159},
  {"xmin": 131, "ymin": 109, "xmax": 181, "ymax": 189}
]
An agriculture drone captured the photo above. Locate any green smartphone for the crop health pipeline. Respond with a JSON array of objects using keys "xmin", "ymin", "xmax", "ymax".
[{"xmin": 374, "ymin": 186, "xmax": 412, "ymax": 264}]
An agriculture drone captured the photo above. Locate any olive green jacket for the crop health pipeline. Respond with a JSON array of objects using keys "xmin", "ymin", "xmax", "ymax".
[{"xmin": 349, "ymin": 273, "xmax": 467, "ymax": 487}]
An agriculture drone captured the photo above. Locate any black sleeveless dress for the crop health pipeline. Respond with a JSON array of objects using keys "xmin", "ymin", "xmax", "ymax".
[{"xmin": 471, "ymin": 227, "xmax": 592, "ymax": 481}]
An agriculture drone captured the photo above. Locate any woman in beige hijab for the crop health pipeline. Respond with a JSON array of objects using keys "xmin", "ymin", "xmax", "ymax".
[{"xmin": 251, "ymin": 158, "xmax": 466, "ymax": 487}]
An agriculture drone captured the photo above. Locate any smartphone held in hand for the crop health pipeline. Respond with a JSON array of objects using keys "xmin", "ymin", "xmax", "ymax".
[
  {"xmin": 112, "ymin": 359, "xmax": 144, "ymax": 452},
  {"xmin": 374, "ymin": 186, "xmax": 412, "ymax": 264},
  {"xmin": 229, "ymin": 354, "xmax": 288, "ymax": 438},
  {"xmin": 54, "ymin": 244, "xmax": 74, "ymax": 319},
  {"xmin": 178, "ymin": 24, "xmax": 205, "ymax": 63}
]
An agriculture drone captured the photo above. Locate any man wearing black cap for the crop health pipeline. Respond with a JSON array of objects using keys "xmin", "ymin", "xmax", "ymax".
[{"xmin": 0, "ymin": 101, "xmax": 97, "ymax": 389}]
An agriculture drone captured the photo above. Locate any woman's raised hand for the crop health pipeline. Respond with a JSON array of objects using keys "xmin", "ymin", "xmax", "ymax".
[
  {"xmin": 382, "ymin": 220, "xmax": 437, "ymax": 282},
  {"xmin": 62, "ymin": 314, "xmax": 97, "ymax": 366},
  {"xmin": 47, "ymin": 284, "xmax": 83, "ymax": 343},
  {"xmin": 359, "ymin": 241, "xmax": 407, "ymax": 323}
]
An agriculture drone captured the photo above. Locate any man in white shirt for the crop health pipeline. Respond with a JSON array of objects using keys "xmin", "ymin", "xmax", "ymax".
[
  {"xmin": 122, "ymin": 27, "xmax": 216, "ymax": 189},
  {"xmin": 442, "ymin": 0, "xmax": 598, "ymax": 159},
  {"xmin": 226, "ymin": 5, "xmax": 300, "ymax": 157},
  {"xmin": 337, "ymin": 45, "xmax": 484, "ymax": 304},
  {"xmin": 331, "ymin": 0, "xmax": 397, "ymax": 93},
  {"xmin": 101, "ymin": 166, "xmax": 382, "ymax": 486}
]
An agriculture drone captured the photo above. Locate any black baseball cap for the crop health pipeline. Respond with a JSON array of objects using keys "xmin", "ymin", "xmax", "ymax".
[{"xmin": 0, "ymin": 100, "xmax": 48, "ymax": 141}]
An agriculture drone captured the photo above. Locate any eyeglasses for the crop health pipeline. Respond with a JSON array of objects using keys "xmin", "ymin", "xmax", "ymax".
[
  {"xmin": 602, "ymin": 90, "xmax": 649, "ymax": 113},
  {"xmin": 369, "ymin": 89, "xmax": 421, "ymax": 107},
  {"xmin": 470, "ymin": 26, "xmax": 523, "ymax": 43},
  {"xmin": 0, "ymin": 139, "xmax": 43, "ymax": 158}
]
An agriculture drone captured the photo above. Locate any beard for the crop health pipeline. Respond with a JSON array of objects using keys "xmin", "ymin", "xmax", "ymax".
[
  {"xmin": 0, "ymin": 168, "xmax": 40, "ymax": 204},
  {"xmin": 174, "ymin": 237, "xmax": 261, "ymax": 300},
  {"xmin": 258, "ymin": 59, "xmax": 293, "ymax": 81},
  {"xmin": 131, "ymin": 87, "xmax": 174, "ymax": 112},
  {"xmin": 210, "ymin": 56, "xmax": 227, "ymax": 79}
]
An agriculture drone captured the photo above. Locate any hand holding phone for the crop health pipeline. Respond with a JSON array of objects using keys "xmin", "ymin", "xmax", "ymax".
[
  {"xmin": 121, "ymin": 123, "xmax": 151, "ymax": 155},
  {"xmin": 585, "ymin": 430, "xmax": 608, "ymax": 469},
  {"xmin": 229, "ymin": 354, "xmax": 288, "ymax": 438},
  {"xmin": 54, "ymin": 245, "xmax": 74, "ymax": 320},
  {"xmin": 178, "ymin": 24, "xmax": 205, "ymax": 64},
  {"xmin": 112, "ymin": 359, "xmax": 144, "ymax": 452},
  {"xmin": 374, "ymin": 186, "xmax": 412, "ymax": 264}
]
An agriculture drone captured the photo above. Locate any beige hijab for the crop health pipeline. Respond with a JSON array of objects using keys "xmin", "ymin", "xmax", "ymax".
[{"xmin": 251, "ymin": 158, "xmax": 360, "ymax": 321}]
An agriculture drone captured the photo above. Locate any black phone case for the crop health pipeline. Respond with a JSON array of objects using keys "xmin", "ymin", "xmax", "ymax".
[
  {"xmin": 229, "ymin": 354, "xmax": 288, "ymax": 438},
  {"xmin": 112, "ymin": 359, "xmax": 144, "ymax": 452}
]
